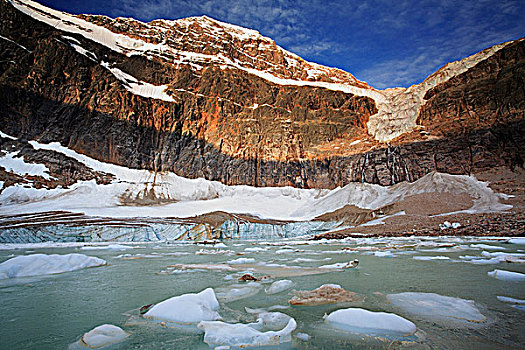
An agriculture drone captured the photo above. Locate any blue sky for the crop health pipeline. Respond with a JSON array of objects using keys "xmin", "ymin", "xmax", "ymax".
[{"xmin": 40, "ymin": 0, "xmax": 524, "ymax": 89}]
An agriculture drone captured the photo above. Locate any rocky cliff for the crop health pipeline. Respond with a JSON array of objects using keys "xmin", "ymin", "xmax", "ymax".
[{"xmin": 0, "ymin": 0, "xmax": 523, "ymax": 189}]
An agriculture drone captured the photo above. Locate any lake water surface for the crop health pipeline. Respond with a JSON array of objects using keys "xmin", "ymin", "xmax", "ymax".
[{"xmin": 1, "ymin": 236, "xmax": 524, "ymax": 349}]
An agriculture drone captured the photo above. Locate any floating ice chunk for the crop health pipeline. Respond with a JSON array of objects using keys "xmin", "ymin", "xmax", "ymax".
[
  {"xmin": 413, "ymin": 256, "xmax": 450, "ymax": 261},
  {"xmin": 195, "ymin": 249, "xmax": 234, "ymax": 255},
  {"xmin": 497, "ymin": 296, "xmax": 525, "ymax": 305},
  {"xmin": 197, "ymin": 318, "xmax": 296, "ymax": 348},
  {"xmin": 216, "ymin": 282, "xmax": 262, "ymax": 302},
  {"xmin": 295, "ymin": 332, "xmax": 310, "ymax": 341},
  {"xmin": 266, "ymin": 280, "xmax": 294, "ymax": 294},
  {"xmin": 214, "ymin": 243, "xmax": 228, "ymax": 248},
  {"xmin": 245, "ymin": 247, "xmax": 268, "ymax": 252},
  {"xmin": 292, "ymin": 257, "xmax": 331, "ymax": 263},
  {"xmin": 374, "ymin": 251, "xmax": 394, "ymax": 258},
  {"xmin": 70, "ymin": 324, "xmax": 128, "ymax": 349},
  {"xmin": 387, "ymin": 292, "xmax": 486, "ymax": 326},
  {"xmin": 268, "ymin": 305, "xmax": 290, "ymax": 311},
  {"xmin": 319, "ymin": 262, "xmax": 348, "ymax": 269},
  {"xmin": 508, "ymin": 238, "xmax": 525, "ymax": 245},
  {"xmin": 324, "ymin": 308, "xmax": 416, "ymax": 336},
  {"xmin": 470, "ymin": 244, "xmax": 506, "ymax": 250},
  {"xmin": 248, "ymin": 312, "xmax": 292, "ymax": 331},
  {"xmin": 245, "ymin": 307, "xmax": 267, "ymax": 314},
  {"xmin": 144, "ymin": 288, "xmax": 221, "ymax": 323},
  {"xmin": 227, "ymin": 258, "xmax": 255, "ymax": 264},
  {"xmin": 488, "ymin": 269, "xmax": 525, "ymax": 281},
  {"xmin": 466, "ymin": 258, "xmax": 501, "ymax": 265},
  {"xmin": 479, "ymin": 251, "xmax": 525, "ymax": 263},
  {"xmin": 167, "ymin": 263, "xmax": 235, "ymax": 271},
  {"xmin": 275, "ymin": 249, "xmax": 295, "ymax": 254},
  {"xmin": 0, "ymin": 253, "xmax": 106, "ymax": 279}
]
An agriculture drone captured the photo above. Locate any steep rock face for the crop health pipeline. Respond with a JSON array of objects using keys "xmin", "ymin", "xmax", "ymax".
[{"xmin": 0, "ymin": 0, "xmax": 523, "ymax": 188}]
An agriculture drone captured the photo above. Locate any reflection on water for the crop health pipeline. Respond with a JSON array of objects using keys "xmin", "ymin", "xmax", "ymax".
[{"xmin": 0, "ymin": 236, "xmax": 524, "ymax": 349}]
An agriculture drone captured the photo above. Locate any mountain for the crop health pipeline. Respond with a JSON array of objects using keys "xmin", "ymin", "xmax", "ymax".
[{"xmin": 0, "ymin": 0, "xmax": 524, "ymax": 191}]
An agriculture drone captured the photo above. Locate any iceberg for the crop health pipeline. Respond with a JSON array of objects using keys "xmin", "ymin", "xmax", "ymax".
[
  {"xmin": 0, "ymin": 253, "xmax": 106, "ymax": 279},
  {"xmin": 324, "ymin": 308, "xmax": 416, "ymax": 336},
  {"xmin": 488, "ymin": 269, "xmax": 525, "ymax": 281},
  {"xmin": 247, "ymin": 312, "xmax": 292, "ymax": 331},
  {"xmin": 143, "ymin": 288, "xmax": 221, "ymax": 323},
  {"xmin": 265, "ymin": 280, "xmax": 294, "ymax": 294},
  {"xmin": 197, "ymin": 318, "xmax": 296, "ymax": 348},
  {"xmin": 69, "ymin": 324, "xmax": 128, "ymax": 349},
  {"xmin": 387, "ymin": 292, "xmax": 486, "ymax": 326}
]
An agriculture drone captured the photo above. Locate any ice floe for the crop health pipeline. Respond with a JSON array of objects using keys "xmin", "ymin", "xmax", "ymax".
[
  {"xmin": 197, "ymin": 318, "xmax": 296, "ymax": 348},
  {"xmin": 215, "ymin": 282, "xmax": 262, "ymax": 302},
  {"xmin": 387, "ymin": 292, "xmax": 486, "ymax": 326},
  {"xmin": 324, "ymin": 308, "xmax": 416, "ymax": 336},
  {"xmin": 413, "ymin": 256, "xmax": 450, "ymax": 261},
  {"xmin": 265, "ymin": 280, "xmax": 294, "ymax": 294},
  {"xmin": 487, "ymin": 269, "xmax": 525, "ymax": 281},
  {"xmin": 0, "ymin": 253, "xmax": 106, "ymax": 279},
  {"xmin": 144, "ymin": 288, "xmax": 221, "ymax": 323},
  {"xmin": 166, "ymin": 263, "xmax": 235, "ymax": 271},
  {"xmin": 318, "ymin": 260, "xmax": 359, "ymax": 269},
  {"xmin": 508, "ymin": 238, "xmax": 525, "ymax": 245},
  {"xmin": 295, "ymin": 332, "xmax": 310, "ymax": 341},
  {"xmin": 195, "ymin": 249, "xmax": 234, "ymax": 255},
  {"xmin": 227, "ymin": 257, "xmax": 255, "ymax": 264},
  {"xmin": 247, "ymin": 312, "xmax": 292, "ymax": 331},
  {"xmin": 470, "ymin": 244, "xmax": 506, "ymax": 250},
  {"xmin": 69, "ymin": 324, "xmax": 128, "ymax": 349},
  {"xmin": 497, "ymin": 296, "xmax": 525, "ymax": 305},
  {"xmin": 481, "ymin": 251, "xmax": 525, "ymax": 263},
  {"xmin": 244, "ymin": 247, "xmax": 268, "ymax": 252}
]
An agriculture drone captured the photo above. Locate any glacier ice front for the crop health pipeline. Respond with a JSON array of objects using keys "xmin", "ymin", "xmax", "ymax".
[{"xmin": 0, "ymin": 253, "xmax": 106, "ymax": 279}]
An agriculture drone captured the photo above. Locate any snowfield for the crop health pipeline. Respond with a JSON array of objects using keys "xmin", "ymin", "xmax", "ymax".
[{"xmin": 0, "ymin": 138, "xmax": 512, "ymax": 222}]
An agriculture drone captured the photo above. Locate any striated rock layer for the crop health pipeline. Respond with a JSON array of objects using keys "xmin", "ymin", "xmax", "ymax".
[{"xmin": 0, "ymin": 0, "xmax": 523, "ymax": 188}]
